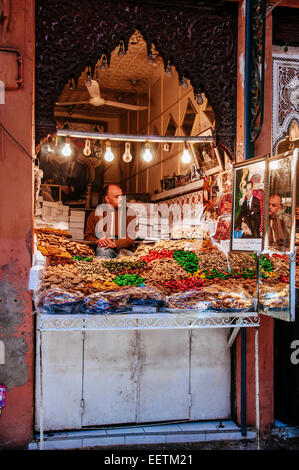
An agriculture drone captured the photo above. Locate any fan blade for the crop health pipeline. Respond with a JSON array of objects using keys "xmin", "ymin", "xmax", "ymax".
[
  {"xmin": 103, "ymin": 100, "xmax": 148, "ymax": 111},
  {"xmin": 55, "ymin": 101, "xmax": 90, "ymax": 105},
  {"xmin": 86, "ymin": 80, "xmax": 101, "ymax": 99}
]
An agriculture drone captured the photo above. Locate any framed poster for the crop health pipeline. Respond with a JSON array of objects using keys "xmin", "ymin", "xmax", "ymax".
[
  {"xmin": 265, "ymin": 149, "xmax": 298, "ymax": 253},
  {"xmin": 190, "ymin": 128, "xmax": 223, "ymax": 176},
  {"xmin": 190, "ymin": 163, "xmax": 201, "ymax": 181},
  {"xmin": 231, "ymin": 155, "xmax": 267, "ymax": 252}
]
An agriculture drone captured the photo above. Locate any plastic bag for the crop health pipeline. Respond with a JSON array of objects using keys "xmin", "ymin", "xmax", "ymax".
[
  {"xmin": 125, "ymin": 285, "xmax": 166, "ymax": 306},
  {"xmin": 81, "ymin": 293, "xmax": 118, "ymax": 314},
  {"xmin": 259, "ymin": 284, "xmax": 289, "ymax": 309},
  {"xmin": 258, "ymin": 253, "xmax": 289, "ymax": 310},
  {"xmin": 37, "ymin": 287, "xmax": 84, "ymax": 314},
  {"xmin": 166, "ymin": 290, "xmax": 212, "ymax": 310},
  {"xmin": 200, "ymin": 284, "xmax": 254, "ymax": 311},
  {"xmin": 82, "ymin": 289, "xmax": 129, "ymax": 314},
  {"xmin": 166, "ymin": 284, "xmax": 254, "ymax": 311}
]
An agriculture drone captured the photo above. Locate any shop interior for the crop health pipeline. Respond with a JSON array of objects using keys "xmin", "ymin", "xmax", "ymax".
[
  {"xmin": 32, "ymin": 31, "xmax": 298, "ymax": 433},
  {"xmin": 33, "ymin": 29, "xmax": 297, "ymax": 322},
  {"xmin": 38, "ymin": 31, "xmax": 215, "ymax": 210}
]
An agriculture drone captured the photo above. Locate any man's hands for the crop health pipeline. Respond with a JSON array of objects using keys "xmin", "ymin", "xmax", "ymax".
[
  {"xmin": 241, "ymin": 221, "xmax": 252, "ymax": 236},
  {"xmin": 96, "ymin": 237, "xmax": 117, "ymax": 249}
]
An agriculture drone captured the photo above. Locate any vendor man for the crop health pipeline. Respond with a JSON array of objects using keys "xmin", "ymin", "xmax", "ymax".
[{"xmin": 84, "ymin": 184, "xmax": 136, "ymax": 258}]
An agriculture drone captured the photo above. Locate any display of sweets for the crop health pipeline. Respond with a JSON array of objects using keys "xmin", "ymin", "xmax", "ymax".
[{"xmin": 35, "ymin": 233, "xmax": 292, "ymax": 314}]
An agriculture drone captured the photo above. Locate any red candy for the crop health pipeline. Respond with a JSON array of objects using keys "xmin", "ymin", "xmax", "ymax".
[
  {"xmin": 272, "ymin": 254, "xmax": 287, "ymax": 260},
  {"xmin": 163, "ymin": 277, "xmax": 204, "ymax": 292},
  {"xmin": 140, "ymin": 250, "xmax": 174, "ymax": 263}
]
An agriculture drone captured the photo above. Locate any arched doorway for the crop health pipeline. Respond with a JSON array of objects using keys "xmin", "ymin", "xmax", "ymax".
[{"xmin": 35, "ymin": 0, "xmax": 238, "ymax": 155}]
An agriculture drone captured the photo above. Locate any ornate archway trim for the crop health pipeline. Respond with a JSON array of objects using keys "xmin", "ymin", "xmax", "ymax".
[{"xmin": 35, "ymin": 0, "xmax": 238, "ymax": 154}]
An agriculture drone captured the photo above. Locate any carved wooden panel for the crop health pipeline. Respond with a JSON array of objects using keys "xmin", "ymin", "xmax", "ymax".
[
  {"xmin": 35, "ymin": 0, "xmax": 238, "ymax": 155},
  {"xmin": 272, "ymin": 54, "xmax": 299, "ymax": 154}
]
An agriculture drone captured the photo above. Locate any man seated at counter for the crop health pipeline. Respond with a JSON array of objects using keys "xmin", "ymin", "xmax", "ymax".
[{"xmin": 84, "ymin": 184, "xmax": 136, "ymax": 258}]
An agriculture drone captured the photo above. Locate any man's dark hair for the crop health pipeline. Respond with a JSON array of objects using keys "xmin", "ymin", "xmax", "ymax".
[
  {"xmin": 102, "ymin": 183, "xmax": 124, "ymax": 199},
  {"xmin": 246, "ymin": 180, "xmax": 253, "ymax": 188},
  {"xmin": 269, "ymin": 193, "xmax": 282, "ymax": 204}
]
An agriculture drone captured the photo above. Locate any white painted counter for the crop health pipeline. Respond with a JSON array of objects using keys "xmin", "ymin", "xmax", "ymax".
[{"xmin": 35, "ymin": 311, "xmax": 259, "ymax": 432}]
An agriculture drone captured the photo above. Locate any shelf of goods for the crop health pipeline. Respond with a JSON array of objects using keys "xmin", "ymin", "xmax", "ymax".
[
  {"xmin": 33, "ymin": 227, "xmax": 292, "ymax": 329},
  {"xmin": 34, "ymin": 228, "xmax": 297, "ymax": 434}
]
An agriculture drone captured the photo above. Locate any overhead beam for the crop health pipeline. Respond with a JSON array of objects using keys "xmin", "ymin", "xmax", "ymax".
[{"xmin": 56, "ymin": 128, "xmax": 215, "ymax": 143}]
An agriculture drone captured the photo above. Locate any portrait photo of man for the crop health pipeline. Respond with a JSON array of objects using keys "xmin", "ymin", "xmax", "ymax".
[{"xmin": 236, "ymin": 180, "xmax": 262, "ymax": 239}]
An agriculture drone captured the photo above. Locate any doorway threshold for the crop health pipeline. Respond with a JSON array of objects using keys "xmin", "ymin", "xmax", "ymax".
[{"xmin": 29, "ymin": 420, "xmax": 256, "ymax": 450}]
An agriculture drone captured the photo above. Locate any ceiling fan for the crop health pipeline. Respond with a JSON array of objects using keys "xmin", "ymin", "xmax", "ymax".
[{"xmin": 55, "ymin": 79, "xmax": 148, "ymax": 111}]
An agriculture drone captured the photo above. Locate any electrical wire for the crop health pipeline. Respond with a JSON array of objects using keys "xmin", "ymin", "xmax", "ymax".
[{"xmin": 0, "ymin": 121, "xmax": 35, "ymax": 162}]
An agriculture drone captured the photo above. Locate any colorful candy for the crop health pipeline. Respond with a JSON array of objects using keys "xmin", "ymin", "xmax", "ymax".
[
  {"xmin": 173, "ymin": 251, "xmax": 199, "ymax": 273},
  {"xmin": 140, "ymin": 250, "xmax": 174, "ymax": 263},
  {"xmin": 114, "ymin": 274, "xmax": 145, "ymax": 286}
]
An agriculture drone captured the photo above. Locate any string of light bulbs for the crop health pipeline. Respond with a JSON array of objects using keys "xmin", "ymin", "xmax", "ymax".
[{"xmin": 56, "ymin": 129, "xmax": 214, "ymax": 164}]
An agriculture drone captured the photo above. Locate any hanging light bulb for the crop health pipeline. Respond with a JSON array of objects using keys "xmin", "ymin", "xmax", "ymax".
[
  {"xmin": 104, "ymin": 141, "xmax": 114, "ymax": 162},
  {"xmin": 46, "ymin": 135, "xmax": 56, "ymax": 153},
  {"xmin": 86, "ymin": 71, "xmax": 92, "ymax": 87},
  {"xmin": 100, "ymin": 55, "xmax": 107, "ymax": 70},
  {"xmin": 181, "ymin": 142, "xmax": 192, "ymax": 164},
  {"xmin": 196, "ymin": 92, "xmax": 204, "ymax": 105},
  {"xmin": 83, "ymin": 139, "xmax": 91, "ymax": 156},
  {"xmin": 118, "ymin": 40, "xmax": 125, "ymax": 57},
  {"xmin": 46, "ymin": 139, "xmax": 54, "ymax": 153},
  {"xmin": 61, "ymin": 137, "xmax": 72, "ymax": 157},
  {"xmin": 166, "ymin": 61, "xmax": 172, "ymax": 77},
  {"xmin": 143, "ymin": 142, "xmax": 153, "ymax": 162},
  {"xmin": 181, "ymin": 76, "xmax": 188, "ymax": 89},
  {"xmin": 123, "ymin": 142, "xmax": 133, "ymax": 163}
]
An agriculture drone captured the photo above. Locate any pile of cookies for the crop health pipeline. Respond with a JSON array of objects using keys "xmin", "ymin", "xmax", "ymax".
[
  {"xmin": 40, "ymin": 264, "xmax": 85, "ymax": 290},
  {"xmin": 35, "ymin": 228, "xmax": 94, "ymax": 258}
]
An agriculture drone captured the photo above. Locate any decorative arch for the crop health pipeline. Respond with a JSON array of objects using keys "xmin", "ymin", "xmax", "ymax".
[{"xmin": 35, "ymin": 0, "xmax": 238, "ymax": 154}]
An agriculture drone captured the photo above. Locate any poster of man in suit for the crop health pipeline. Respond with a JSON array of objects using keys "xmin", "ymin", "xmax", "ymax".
[
  {"xmin": 236, "ymin": 181, "xmax": 261, "ymax": 239},
  {"xmin": 232, "ymin": 159, "xmax": 266, "ymax": 251}
]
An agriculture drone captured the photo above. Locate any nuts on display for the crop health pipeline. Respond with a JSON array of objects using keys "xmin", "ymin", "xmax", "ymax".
[
  {"xmin": 36, "ymin": 230, "xmax": 290, "ymax": 313},
  {"xmin": 74, "ymin": 259, "xmax": 116, "ymax": 283}
]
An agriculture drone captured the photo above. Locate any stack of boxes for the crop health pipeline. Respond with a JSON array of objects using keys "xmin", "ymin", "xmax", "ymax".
[
  {"xmin": 68, "ymin": 210, "xmax": 86, "ymax": 240},
  {"xmin": 160, "ymin": 217, "xmax": 170, "ymax": 239},
  {"xmin": 149, "ymin": 214, "xmax": 170, "ymax": 240},
  {"xmin": 39, "ymin": 200, "xmax": 69, "ymax": 225},
  {"xmin": 128, "ymin": 203, "xmax": 170, "ymax": 240}
]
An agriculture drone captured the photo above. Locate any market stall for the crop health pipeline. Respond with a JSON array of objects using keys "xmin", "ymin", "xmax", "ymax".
[{"xmin": 30, "ymin": 132, "xmax": 298, "ymax": 446}]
